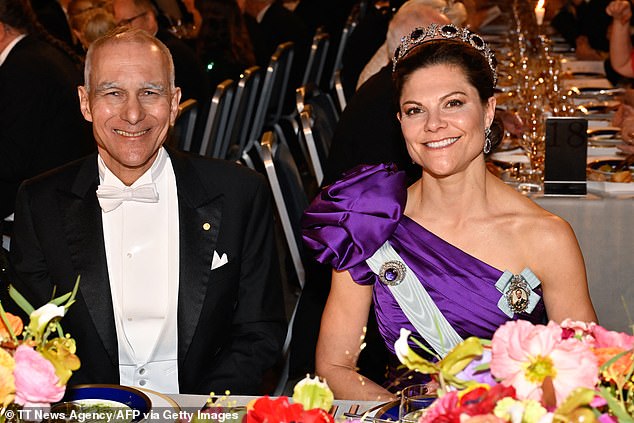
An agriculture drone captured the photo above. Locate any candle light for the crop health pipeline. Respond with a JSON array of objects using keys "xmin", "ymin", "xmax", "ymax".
[{"xmin": 535, "ymin": 0, "xmax": 546, "ymax": 25}]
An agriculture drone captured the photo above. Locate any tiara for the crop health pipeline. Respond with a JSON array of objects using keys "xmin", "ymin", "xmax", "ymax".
[{"xmin": 392, "ymin": 23, "xmax": 497, "ymax": 84}]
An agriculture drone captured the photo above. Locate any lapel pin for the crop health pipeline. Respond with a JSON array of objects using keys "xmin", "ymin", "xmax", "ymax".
[{"xmin": 203, "ymin": 223, "xmax": 211, "ymax": 231}]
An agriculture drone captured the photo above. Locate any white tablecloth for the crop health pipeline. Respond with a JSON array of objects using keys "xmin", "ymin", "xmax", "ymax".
[
  {"xmin": 535, "ymin": 194, "xmax": 634, "ymax": 333},
  {"xmin": 168, "ymin": 394, "xmax": 384, "ymax": 419}
]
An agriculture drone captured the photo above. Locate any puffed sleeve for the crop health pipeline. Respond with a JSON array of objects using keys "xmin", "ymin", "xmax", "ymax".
[{"xmin": 301, "ymin": 163, "xmax": 407, "ymax": 285}]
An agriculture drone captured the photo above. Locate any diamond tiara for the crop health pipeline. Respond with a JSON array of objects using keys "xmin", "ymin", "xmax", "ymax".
[{"xmin": 392, "ymin": 23, "xmax": 497, "ymax": 85}]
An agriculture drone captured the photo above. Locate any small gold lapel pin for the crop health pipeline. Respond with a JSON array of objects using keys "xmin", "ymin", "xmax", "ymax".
[{"xmin": 203, "ymin": 223, "xmax": 211, "ymax": 231}]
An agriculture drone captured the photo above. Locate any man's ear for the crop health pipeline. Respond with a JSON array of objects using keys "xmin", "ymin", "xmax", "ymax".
[
  {"xmin": 77, "ymin": 86, "xmax": 93, "ymax": 122},
  {"xmin": 169, "ymin": 87, "xmax": 182, "ymax": 126}
]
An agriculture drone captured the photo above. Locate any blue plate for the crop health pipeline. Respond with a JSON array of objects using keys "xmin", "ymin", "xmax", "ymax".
[
  {"xmin": 374, "ymin": 396, "xmax": 436, "ymax": 421},
  {"xmin": 64, "ymin": 384, "xmax": 151, "ymax": 422}
]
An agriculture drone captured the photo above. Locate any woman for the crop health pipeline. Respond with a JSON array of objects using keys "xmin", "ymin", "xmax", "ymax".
[
  {"xmin": 301, "ymin": 24, "xmax": 597, "ymax": 400},
  {"xmin": 607, "ymin": 0, "xmax": 634, "ymax": 77}
]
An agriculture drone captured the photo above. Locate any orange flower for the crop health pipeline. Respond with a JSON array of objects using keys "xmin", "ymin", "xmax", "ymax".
[
  {"xmin": 593, "ymin": 347, "xmax": 633, "ymax": 385},
  {"xmin": 0, "ymin": 312, "xmax": 24, "ymax": 340}
]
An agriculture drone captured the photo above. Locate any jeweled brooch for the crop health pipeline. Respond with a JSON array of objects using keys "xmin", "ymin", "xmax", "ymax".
[{"xmin": 378, "ymin": 260, "xmax": 406, "ymax": 286}]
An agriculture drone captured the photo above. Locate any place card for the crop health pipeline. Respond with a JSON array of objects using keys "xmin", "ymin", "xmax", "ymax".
[{"xmin": 544, "ymin": 117, "xmax": 588, "ymax": 195}]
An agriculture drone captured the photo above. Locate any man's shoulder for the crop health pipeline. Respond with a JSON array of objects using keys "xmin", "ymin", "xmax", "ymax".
[
  {"xmin": 1, "ymin": 35, "xmax": 81, "ymax": 84},
  {"xmin": 21, "ymin": 155, "xmax": 94, "ymax": 192},
  {"xmin": 173, "ymin": 152, "xmax": 267, "ymax": 191}
]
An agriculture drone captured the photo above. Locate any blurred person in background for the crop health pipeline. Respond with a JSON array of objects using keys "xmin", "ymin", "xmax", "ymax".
[
  {"xmin": 240, "ymin": 0, "xmax": 310, "ymax": 113},
  {"xmin": 323, "ymin": 2, "xmax": 451, "ymax": 186},
  {"xmin": 68, "ymin": 5, "xmax": 116, "ymax": 50},
  {"xmin": 195, "ymin": 0, "xmax": 255, "ymax": 89},
  {"xmin": 112, "ymin": 0, "xmax": 208, "ymax": 105},
  {"xmin": 356, "ymin": 0, "xmax": 467, "ymax": 89},
  {"xmin": 0, "ymin": 0, "xmax": 94, "ymax": 232}
]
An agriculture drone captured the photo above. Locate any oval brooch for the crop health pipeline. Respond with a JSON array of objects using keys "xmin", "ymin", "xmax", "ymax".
[
  {"xmin": 506, "ymin": 274, "xmax": 530, "ymax": 313},
  {"xmin": 378, "ymin": 260, "xmax": 406, "ymax": 286}
]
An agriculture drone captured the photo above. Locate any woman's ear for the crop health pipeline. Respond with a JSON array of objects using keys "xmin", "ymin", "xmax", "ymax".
[{"xmin": 485, "ymin": 96, "xmax": 497, "ymax": 128}]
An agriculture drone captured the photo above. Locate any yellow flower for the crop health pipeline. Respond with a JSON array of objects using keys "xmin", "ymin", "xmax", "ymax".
[
  {"xmin": 0, "ymin": 348, "xmax": 15, "ymax": 407},
  {"xmin": 40, "ymin": 336, "xmax": 80, "ymax": 385},
  {"xmin": 292, "ymin": 374, "xmax": 334, "ymax": 412}
]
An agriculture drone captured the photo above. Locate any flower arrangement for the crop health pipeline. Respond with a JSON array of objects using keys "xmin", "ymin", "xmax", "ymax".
[
  {"xmin": 245, "ymin": 375, "xmax": 335, "ymax": 423},
  {"xmin": 187, "ymin": 375, "xmax": 339, "ymax": 423},
  {"xmin": 0, "ymin": 279, "xmax": 81, "ymax": 422},
  {"xmin": 395, "ymin": 319, "xmax": 634, "ymax": 422}
]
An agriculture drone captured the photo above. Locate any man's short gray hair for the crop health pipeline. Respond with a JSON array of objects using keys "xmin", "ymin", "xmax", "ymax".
[{"xmin": 83, "ymin": 27, "xmax": 175, "ymax": 92}]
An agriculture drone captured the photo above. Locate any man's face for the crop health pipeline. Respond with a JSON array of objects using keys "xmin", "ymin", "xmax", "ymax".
[
  {"xmin": 112, "ymin": 0, "xmax": 156, "ymax": 34},
  {"xmin": 78, "ymin": 40, "xmax": 180, "ymax": 183}
]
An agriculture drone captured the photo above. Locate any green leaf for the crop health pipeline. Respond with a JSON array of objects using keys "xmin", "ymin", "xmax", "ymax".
[
  {"xmin": 50, "ymin": 275, "xmax": 81, "ymax": 307},
  {"xmin": 50, "ymin": 292, "xmax": 72, "ymax": 306},
  {"xmin": 8, "ymin": 284, "xmax": 34, "ymax": 315},
  {"xmin": 597, "ymin": 386, "xmax": 634, "ymax": 423},
  {"xmin": 439, "ymin": 337, "xmax": 483, "ymax": 375},
  {"xmin": 555, "ymin": 387, "xmax": 595, "ymax": 415}
]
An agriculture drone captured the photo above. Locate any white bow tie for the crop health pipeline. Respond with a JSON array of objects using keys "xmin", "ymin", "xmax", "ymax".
[{"xmin": 96, "ymin": 183, "xmax": 159, "ymax": 212}]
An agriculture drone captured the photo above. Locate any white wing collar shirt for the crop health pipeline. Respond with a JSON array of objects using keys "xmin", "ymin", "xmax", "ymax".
[{"xmin": 98, "ymin": 147, "xmax": 180, "ymax": 393}]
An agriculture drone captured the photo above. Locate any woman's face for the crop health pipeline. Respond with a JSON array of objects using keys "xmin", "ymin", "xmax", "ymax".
[{"xmin": 398, "ymin": 63, "xmax": 496, "ymax": 178}]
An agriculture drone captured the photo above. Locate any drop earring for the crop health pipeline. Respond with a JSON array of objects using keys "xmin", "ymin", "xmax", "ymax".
[{"xmin": 483, "ymin": 127, "xmax": 492, "ymax": 154}]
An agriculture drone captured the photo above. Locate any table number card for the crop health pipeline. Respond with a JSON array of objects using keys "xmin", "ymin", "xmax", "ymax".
[{"xmin": 544, "ymin": 117, "xmax": 588, "ymax": 196}]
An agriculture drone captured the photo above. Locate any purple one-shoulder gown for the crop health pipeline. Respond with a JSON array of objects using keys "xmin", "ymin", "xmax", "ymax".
[{"xmin": 302, "ymin": 163, "xmax": 546, "ymax": 362}]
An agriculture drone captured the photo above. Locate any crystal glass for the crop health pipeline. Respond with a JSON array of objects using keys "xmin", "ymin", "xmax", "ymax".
[{"xmin": 399, "ymin": 384, "xmax": 434, "ymax": 422}]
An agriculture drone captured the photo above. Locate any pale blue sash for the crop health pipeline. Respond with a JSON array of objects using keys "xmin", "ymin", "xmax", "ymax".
[{"xmin": 366, "ymin": 241, "xmax": 463, "ymax": 357}]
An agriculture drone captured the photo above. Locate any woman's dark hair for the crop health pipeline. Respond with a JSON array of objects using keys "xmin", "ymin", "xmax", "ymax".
[
  {"xmin": 392, "ymin": 39, "xmax": 502, "ymax": 148},
  {"xmin": 195, "ymin": 0, "xmax": 255, "ymax": 67}
]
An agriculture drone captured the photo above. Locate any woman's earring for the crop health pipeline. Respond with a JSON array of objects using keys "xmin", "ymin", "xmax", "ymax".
[{"xmin": 483, "ymin": 127, "xmax": 492, "ymax": 154}]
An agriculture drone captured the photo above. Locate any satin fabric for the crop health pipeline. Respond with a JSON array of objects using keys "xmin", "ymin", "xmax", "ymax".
[{"xmin": 302, "ymin": 163, "xmax": 546, "ymax": 358}]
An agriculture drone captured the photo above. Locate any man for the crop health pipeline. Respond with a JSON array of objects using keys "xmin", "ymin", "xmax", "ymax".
[
  {"xmin": 112, "ymin": 0, "xmax": 207, "ymax": 106},
  {"xmin": 10, "ymin": 28, "xmax": 286, "ymax": 395},
  {"xmin": 0, "ymin": 0, "xmax": 93, "ymax": 224}
]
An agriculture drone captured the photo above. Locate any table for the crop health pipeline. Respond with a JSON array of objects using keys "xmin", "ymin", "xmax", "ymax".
[
  {"xmin": 535, "ymin": 194, "xmax": 634, "ymax": 334},
  {"xmin": 168, "ymin": 394, "xmax": 384, "ymax": 420}
]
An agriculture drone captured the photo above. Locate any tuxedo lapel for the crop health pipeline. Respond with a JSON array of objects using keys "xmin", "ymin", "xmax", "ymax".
[
  {"xmin": 60, "ymin": 155, "xmax": 118, "ymax": 366},
  {"xmin": 169, "ymin": 151, "xmax": 224, "ymax": 366}
]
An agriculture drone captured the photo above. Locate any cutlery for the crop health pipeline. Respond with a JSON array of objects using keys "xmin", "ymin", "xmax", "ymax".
[{"xmin": 614, "ymin": 153, "xmax": 634, "ymax": 172}]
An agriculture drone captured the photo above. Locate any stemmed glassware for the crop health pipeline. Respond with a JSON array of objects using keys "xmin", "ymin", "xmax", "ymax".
[{"xmin": 494, "ymin": 0, "xmax": 576, "ymax": 192}]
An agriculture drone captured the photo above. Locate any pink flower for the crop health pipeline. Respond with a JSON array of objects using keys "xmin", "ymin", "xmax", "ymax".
[
  {"xmin": 490, "ymin": 320, "xmax": 598, "ymax": 405},
  {"xmin": 560, "ymin": 319, "xmax": 597, "ymax": 343},
  {"xmin": 591, "ymin": 325, "xmax": 634, "ymax": 349},
  {"xmin": 421, "ymin": 391, "xmax": 460, "ymax": 423},
  {"xmin": 13, "ymin": 345, "xmax": 65, "ymax": 407}
]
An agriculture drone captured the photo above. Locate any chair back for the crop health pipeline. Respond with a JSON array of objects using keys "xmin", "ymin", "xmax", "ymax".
[
  {"xmin": 199, "ymin": 79, "xmax": 235, "ymax": 158},
  {"xmin": 249, "ymin": 42, "xmax": 295, "ymax": 146},
  {"xmin": 172, "ymin": 98, "xmax": 198, "ymax": 152},
  {"xmin": 258, "ymin": 130, "xmax": 307, "ymax": 288},
  {"xmin": 301, "ymin": 31, "xmax": 330, "ymax": 88},
  {"xmin": 296, "ymin": 84, "xmax": 339, "ymax": 186},
  {"xmin": 257, "ymin": 130, "xmax": 309, "ymax": 395},
  {"xmin": 224, "ymin": 66, "xmax": 262, "ymax": 160},
  {"xmin": 328, "ymin": 2, "xmax": 364, "ymax": 90}
]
